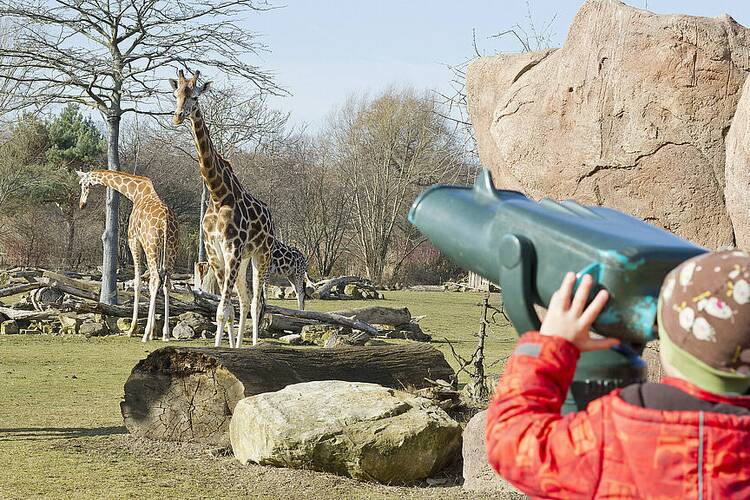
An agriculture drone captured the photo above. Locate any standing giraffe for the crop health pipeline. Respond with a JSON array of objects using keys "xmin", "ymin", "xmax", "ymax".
[
  {"xmin": 268, "ymin": 240, "xmax": 310, "ymax": 310},
  {"xmin": 77, "ymin": 170, "xmax": 179, "ymax": 342},
  {"xmin": 170, "ymin": 69, "xmax": 274, "ymax": 348}
]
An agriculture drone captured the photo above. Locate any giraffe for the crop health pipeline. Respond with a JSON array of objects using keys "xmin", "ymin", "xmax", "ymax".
[
  {"xmin": 170, "ymin": 69, "xmax": 275, "ymax": 348},
  {"xmin": 268, "ymin": 240, "xmax": 310, "ymax": 310},
  {"xmin": 77, "ymin": 170, "xmax": 179, "ymax": 342}
]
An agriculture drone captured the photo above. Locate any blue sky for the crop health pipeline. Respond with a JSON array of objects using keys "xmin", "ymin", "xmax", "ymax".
[{"xmin": 250, "ymin": 1, "xmax": 750, "ymax": 131}]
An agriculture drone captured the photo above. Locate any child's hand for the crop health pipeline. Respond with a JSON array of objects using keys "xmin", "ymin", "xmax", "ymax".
[{"xmin": 539, "ymin": 272, "xmax": 620, "ymax": 352}]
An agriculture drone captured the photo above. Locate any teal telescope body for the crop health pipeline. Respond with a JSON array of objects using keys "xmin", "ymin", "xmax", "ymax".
[{"xmin": 408, "ymin": 169, "xmax": 707, "ymax": 411}]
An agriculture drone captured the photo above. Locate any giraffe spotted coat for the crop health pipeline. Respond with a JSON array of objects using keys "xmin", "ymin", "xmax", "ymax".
[
  {"xmin": 268, "ymin": 240, "xmax": 309, "ymax": 310},
  {"xmin": 77, "ymin": 169, "xmax": 179, "ymax": 342}
]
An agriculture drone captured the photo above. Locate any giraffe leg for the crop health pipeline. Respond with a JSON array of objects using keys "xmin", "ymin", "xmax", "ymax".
[
  {"xmin": 250, "ymin": 256, "xmax": 270, "ymax": 347},
  {"xmin": 161, "ymin": 273, "xmax": 171, "ymax": 341},
  {"xmin": 233, "ymin": 257, "xmax": 251, "ymax": 349},
  {"xmin": 205, "ymin": 239, "xmax": 229, "ymax": 347},
  {"xmin": 216, "ymin": 248, "xmax": 241, "ymax": 348},
  {"xmin": 142, "ymin": 256, "xmax": 160, "ymax": 343},
  {"xmin": 292, "ymin": 273, "xmax": 306, "ymax": 311},
  {"xmin": 127, "ymin": 238, "xmax": 141, "ymax": 337}
]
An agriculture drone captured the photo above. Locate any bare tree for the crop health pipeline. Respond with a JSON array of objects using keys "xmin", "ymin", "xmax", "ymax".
[
  {"xmin": 0, "ymin": 0, "xmax": 281, "ymax": 303},
  {"xmin": 327, "ymin": 90, "xmax": 468, "ymax": 283}
]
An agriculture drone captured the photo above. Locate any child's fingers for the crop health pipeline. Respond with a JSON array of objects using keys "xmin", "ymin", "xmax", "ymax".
[
  {"xmin": 570, "ymin": 274, "xmax": 592, "ymax": 315},
  {"xmin": 555, "ymin": 272, "xmax": 576, "ymax": 311},
  {"xmin": 579, "ymin": 289, "xmax": 610, "ymax": 327}
]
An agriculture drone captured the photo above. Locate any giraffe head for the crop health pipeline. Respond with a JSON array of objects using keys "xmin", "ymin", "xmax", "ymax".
[
  {"xmin": 76, "ymin": 170, "xmax": 94, "ymax": 209},
  {"xmin": 169, "ymin": 69, "xmax": 212, "ymax": 125}
]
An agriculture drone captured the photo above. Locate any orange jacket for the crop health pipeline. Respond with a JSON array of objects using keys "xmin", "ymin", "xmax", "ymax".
[{"xmin": 486, "ymin": 332, "xmax": 750, "ymax": 499}]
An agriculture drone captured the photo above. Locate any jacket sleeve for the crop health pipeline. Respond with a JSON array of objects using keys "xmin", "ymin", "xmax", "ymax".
[{"xmin": 486, "ymin": 332, "xmax": 605, "ymax": 499}]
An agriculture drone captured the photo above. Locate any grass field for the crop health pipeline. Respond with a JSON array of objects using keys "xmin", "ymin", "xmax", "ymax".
[{"xmin": 0, "ymin": 290, "xmax": 517, "ymax": 499}]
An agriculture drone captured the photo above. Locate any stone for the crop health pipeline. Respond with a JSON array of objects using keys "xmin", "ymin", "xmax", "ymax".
[
  {"xmin": 323, "ymin": 330, "xmax": 370, "ymax": 348},
  {"xmin": 284, "ymin": 286, "xmax": 297, "ymax": 298},
  {"xmin": 269, "ymin": 286, "xmax": 285, "ymax": 300},
  {"xmin": 725, "ymin": 76, "xmax": 750, "ymax": 249},
  {"xmin": 462, "ymin": 410, "xmax": 525, "ymax": 497},
  {"xmin": 177, "ymin": 312, "xmax": 213, "ymax": 338},
  {"xmin": 466, "ymin": 0, "xmax": 750, "ymax": 249},
  {"xmin": 278, "ymin": 333, "xmax": 303, "ymax": 345},
  {"xmin": 27, "ymin": 320, "xmax": 55, "ymax": 335},
  {"xmin": 58, "ymin": 313, "xmax": 82, "ymax": 335},
  {"xmin": 116, "ymin": 317, "xmax": 139, "ymax": 335},
  {"xmin": 300, "ymin": 323, "xmax": 349, "ymax": 346},
  {"xmin": 0, "ymin": 320, "xmax": 19, "ymax": 335},
  {"xmin": 171, "ymin": 322, "xmax": 195, "ymax": 340},
  {"xmin": 343, "ymin": 283, "xmax": 363, "ymax": 299},
  {"xmin": 382, "ymin": 323, "xmax": 432, "ymax": 342},
  {"xmin": 230, "ymin": 380, "xmax": 462, "ymax": 483},
  {"xmin": 79, "ymin": 320, "xmax": 108, "ymax": 337}
]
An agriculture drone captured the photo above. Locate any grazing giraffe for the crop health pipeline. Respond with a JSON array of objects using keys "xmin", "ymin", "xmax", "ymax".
[
  {"xmin": 77, "ymin": 170, "xmax": 179, "ymax": 342},
  {"xmin": 170, "ymin": 69, "xmax": 274, "ymax": 348},
  {"xmin": 268, "ymin": 240, "xmax": 310, "ymax": 310}
]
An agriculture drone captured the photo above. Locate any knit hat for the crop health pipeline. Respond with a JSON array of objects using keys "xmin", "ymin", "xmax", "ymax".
[{"xmin": 658, "ymin": 250, "xmax": 750, "ymax": 395}]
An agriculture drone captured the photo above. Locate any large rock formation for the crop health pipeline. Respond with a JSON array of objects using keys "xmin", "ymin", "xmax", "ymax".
[
  {"xmin": 467, "ymin": 0, "xmax": 750, "ymax": 248},
  {"xmin": 725, "ymin": 76, "xmax": 750, "ymax": 250},
  {"xmin": 230, "ymin": 380, "xmax": 462, "ymax": 484}
]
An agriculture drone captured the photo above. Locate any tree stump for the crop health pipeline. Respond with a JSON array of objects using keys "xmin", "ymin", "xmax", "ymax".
[{"xmin": 121, "ymin": 343, "xmax": 455, "ymax": 446}]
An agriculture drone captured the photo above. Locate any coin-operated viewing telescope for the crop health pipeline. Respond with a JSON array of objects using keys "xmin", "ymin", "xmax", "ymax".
[{"xmin": 408, "ymin": 169, "xmax": 707, "ymax": 412}]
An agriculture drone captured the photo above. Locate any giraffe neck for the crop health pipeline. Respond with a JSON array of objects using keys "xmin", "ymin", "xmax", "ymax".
[
  {"xmin": 189, "ymin": 105, "xmax": 237, "ymax": 204},
  {"xmin": 89, "ymin": 170, "xmax": 156, "ymax": 204}
]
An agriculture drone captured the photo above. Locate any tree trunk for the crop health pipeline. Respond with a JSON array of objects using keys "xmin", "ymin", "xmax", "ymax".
[
  {"xmin": 100, "ymin": 114, "xmax": 121, "ymax": 304},
  {"xmin": 64, "ymin": 206, "xmax": 75, "ymax": 270},
  {"xmin": 120, "ymin": 344, "xmax": 455, "ymax": 446},
  {"xmin": 197, "ymin": 182, "xmax": 208, "ymax": 262}
]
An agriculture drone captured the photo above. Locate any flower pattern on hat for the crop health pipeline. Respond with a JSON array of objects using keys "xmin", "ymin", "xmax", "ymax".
[{"xmin": 660, "ymin": 250, "xmax": 750, "ymax": 374}]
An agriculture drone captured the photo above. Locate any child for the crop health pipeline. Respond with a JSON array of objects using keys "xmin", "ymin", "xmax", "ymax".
[{"xmin": 486, "ymin": 250, "xmax": 750, "ymax": 499}]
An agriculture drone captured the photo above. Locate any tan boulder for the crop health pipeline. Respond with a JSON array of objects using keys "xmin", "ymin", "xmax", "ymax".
[
  {"xmin": 467, "ymin": 0, "xmax": 750, "ymax": 248},
  {"xmin": 725, "ymin": 76, "xmax": 750, "ymax": 249}
]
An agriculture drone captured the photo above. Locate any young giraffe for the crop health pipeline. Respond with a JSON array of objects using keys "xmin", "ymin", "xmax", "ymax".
[
  {"xmin": 170, "ymin": 70, "xmax": 274, "ymax": 348},
  {"xmin": 268, "ymin": 240, "xmax": 310, "ymax": 311},
  {"xmin": 77, "ymin": 170, "xmax": 179, "ymax": 342}
]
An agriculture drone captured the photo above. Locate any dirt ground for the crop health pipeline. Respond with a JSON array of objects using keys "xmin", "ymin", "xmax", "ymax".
[{"xmin": 0, "ymin": 291, "xmax": 518, "ymax": 499}]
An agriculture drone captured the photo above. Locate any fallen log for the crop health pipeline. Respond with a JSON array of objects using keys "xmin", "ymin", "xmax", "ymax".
[
  {"xmin": 330, "ymin": 306, "xmax": 411, "ymax": 326},
  {"xmin": 0, "ymin": 282, "xmax": 43, "ymax": 299},
  {"xmin": 264, "ymin": 313, "xmax": 317, "ymax": 334},
  {"xmin": 120, "ymin": 343, "xmax": 455, "ymax": 446},
  {"xmin": 0, "ymin": 306, "xmax": 59, "ymax": 321},
  {"xmin": 192, "ymin": 289, "xmax": 379, "ymax": 336}
]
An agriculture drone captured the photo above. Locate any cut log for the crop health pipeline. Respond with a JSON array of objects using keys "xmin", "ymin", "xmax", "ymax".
[
  {"xmin": 330, "ymin": 306, "xmax": 411, "ymax": 326},
  {"xmin": 264, "ymin": 313, "xmax": 317, "ymax": 334},
  {"xmin": 121, "ymin": 343, "xmax": 455, "ymax": 446}
]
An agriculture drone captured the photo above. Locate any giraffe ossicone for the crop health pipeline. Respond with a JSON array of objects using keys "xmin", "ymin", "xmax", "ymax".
[{"xmin": 77, "ymin": 169, "xmax": 179, "ymax": 342}]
